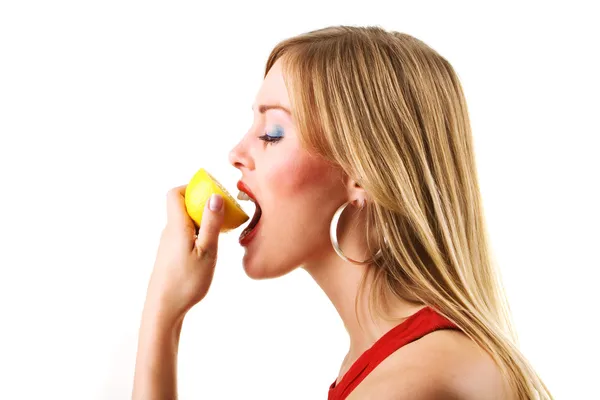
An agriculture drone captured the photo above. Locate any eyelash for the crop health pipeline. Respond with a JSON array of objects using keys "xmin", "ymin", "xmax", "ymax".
[
  {"xmin": 258, "ymin": 126, "xmax": 284, "ymax": 145},
  {"xmin": 258, "ymin": 134, "xmax": 282, "ymax": 144}
]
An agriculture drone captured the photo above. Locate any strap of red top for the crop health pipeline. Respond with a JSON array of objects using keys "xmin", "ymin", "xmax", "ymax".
[{"xmin": 328, "ymin": 307, "xmax": 459, "ymax": 400}]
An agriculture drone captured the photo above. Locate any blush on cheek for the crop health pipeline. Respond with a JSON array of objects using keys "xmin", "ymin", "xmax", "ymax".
[{"xmin": 267, "ymin": 150, "xmax": 341, "ymax": 198}]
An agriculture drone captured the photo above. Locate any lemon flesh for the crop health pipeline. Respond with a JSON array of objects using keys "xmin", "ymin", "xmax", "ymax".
[{"xmin": 184, "ymin": 168, "xmax": 250, "ymax": 232}]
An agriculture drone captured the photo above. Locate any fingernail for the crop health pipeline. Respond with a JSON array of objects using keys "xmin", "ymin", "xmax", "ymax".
[{"xmin": 209, "ymin": 194, "xmax": 223, "ymax": 212}]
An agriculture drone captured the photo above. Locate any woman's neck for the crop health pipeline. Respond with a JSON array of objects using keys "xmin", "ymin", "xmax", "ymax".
[{"xmin": 303, "ymin": 250, "xmax": 424, "ymax": 379}]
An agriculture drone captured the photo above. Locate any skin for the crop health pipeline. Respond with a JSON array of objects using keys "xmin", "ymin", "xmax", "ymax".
[{"xmin": 132, "ymin": 59, "xmax": 509, "ymax": 399}]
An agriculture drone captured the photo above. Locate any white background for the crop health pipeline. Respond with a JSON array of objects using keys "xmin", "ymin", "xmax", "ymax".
[{"xmin": 1, "ymin": 1, "xmax": 598, "ymax": 399}]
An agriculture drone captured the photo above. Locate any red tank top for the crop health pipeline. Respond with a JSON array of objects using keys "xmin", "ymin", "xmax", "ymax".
[{"xmin": 328, "ymin": 306, "xmax": 459, "ymax": 400}]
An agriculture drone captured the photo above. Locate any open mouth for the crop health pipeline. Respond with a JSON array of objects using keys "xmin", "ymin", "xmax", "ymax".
[{"xmin": 237, "ymin": 189, "xmax": 262, "ymax": 242}]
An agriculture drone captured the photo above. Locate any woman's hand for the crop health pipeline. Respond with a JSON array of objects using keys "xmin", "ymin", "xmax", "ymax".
[
  {"xmin": 132, "ymin": 185, "xmax": 224, "ymax": 400},
  {"xmin": 146, "ymin": 185, "xmax": 225, "ymax": 324}
]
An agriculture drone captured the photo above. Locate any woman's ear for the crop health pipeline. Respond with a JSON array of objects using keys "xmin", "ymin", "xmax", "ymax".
[{"xmin": 346, "ymin": 177, "xmax": 367, "ymax": 208}]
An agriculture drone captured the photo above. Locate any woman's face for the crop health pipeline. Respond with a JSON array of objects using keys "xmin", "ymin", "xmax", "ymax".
[{"xmin": 228, "ymin": 59, "xmax": 349, "ymax": 279}]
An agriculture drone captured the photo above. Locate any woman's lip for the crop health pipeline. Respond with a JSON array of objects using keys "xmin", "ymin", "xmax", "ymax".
[
  {"xmin": 239, "ymin": 218, "xmax": 261, "ymax": 246},
  {"xmin": 237, "ymin": 180, "xmax": 257, "ymax": 203}
]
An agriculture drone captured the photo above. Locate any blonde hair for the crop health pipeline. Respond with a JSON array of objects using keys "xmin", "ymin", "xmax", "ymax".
[{"xmin": 265, "ymin": 26, "xmax": 552, "ymax": 400}]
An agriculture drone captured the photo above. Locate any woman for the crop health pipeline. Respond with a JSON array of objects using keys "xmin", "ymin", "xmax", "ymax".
[{"xmin": 132, "ymin": 26, "xmax": 552, "ymax": 399}]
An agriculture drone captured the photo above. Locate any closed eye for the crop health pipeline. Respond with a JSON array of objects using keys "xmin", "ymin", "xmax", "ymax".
[{"xmin": 258, "ymin": 124, "xmax": 284, "ymax": 144}]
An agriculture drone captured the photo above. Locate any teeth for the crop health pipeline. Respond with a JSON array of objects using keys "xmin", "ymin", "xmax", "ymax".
[{"xmin": 237, "ymin": 190, "xmax": 253, "ymax": 202}]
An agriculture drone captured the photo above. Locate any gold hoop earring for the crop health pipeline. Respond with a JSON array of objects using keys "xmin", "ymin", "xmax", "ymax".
[{"xmin": 329, "ymin": 201, "xmax": 383, "ymax": 265}]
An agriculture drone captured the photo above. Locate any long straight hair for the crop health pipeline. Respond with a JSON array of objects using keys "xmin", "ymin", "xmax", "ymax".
[{"xmin": 265, "ymin": 26, "xmax": 552, "ymax": 399}]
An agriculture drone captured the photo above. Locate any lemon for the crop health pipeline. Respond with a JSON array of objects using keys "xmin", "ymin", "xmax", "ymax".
[{"xmin": 184, "ymin": 168, "xmax": 249, "ymax": 232}]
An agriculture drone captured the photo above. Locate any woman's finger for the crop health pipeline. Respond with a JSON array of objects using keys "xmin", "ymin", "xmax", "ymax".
[
  {"xmin": 195, "ymin": 194, "xmax": 224, "ymax": 261},
  {"xmin": 166, "ymin": 185, "xmax": 194, "ymax": 230}
]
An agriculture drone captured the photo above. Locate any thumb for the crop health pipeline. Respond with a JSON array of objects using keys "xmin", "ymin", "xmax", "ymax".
[{"xmin": 195, "ymin": 193, "xmax": 224, "ymax": 260}]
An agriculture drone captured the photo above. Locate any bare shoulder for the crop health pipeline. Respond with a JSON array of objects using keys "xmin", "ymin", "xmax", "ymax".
[{"xmin": 347, "ymin": 329, "xmax": 513, "ymax": 400}]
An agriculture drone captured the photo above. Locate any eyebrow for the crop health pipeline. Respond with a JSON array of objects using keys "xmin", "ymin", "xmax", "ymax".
[{"xmin": 253, "ymin": 103, "xmax": 292, "ymax": 116}]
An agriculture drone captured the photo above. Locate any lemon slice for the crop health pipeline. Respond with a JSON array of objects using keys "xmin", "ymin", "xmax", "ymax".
[{"xmin": 184, "ymin": 168, "xmax": 250, "ymax": 232}]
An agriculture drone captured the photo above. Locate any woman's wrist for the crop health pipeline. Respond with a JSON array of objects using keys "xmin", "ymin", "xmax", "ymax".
[{"xmin": 141, "ymin": 292, "xmax": 187, "ymax": 334}]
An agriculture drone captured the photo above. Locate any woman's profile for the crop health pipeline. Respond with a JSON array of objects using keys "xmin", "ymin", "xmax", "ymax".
[{"xmin": 132, "ymin": 26, "xmax": 552, "ymax": 399}]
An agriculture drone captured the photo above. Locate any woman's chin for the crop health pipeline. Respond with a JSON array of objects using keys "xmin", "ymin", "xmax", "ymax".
[
  {"xmin": 242, "ymin": 262, "xmax": 270, "ymax": 280},
  {"xmin": 242, "ymin": 256, "xmax": 296, "ymax": 280}
]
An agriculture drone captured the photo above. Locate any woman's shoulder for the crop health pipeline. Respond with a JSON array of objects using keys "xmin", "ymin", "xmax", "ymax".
[{"xmin": 347, "ymin": 329, "xmax": 512, "ymax": 400}]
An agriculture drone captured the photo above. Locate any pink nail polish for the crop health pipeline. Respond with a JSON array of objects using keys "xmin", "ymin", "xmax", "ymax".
[{"xmin": 209, "ymin": 194, "xmax": 223, "ymax": 212}]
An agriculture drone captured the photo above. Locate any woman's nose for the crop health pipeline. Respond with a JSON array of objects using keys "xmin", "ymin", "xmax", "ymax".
[{"xmin": 228, "ymin": 137, "xmax": 254, "ymax": 171}]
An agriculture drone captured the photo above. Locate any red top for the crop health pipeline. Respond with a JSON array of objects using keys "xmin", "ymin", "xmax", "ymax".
[{"xmin": 328, "ymin": 306, "xmax": 459, "ymax": 400}]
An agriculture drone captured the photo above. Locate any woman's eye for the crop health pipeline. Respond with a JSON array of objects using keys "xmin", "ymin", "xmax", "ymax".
[{"xmin": 258, "ymin": 124, "xmax": 284, "ymax": 144}]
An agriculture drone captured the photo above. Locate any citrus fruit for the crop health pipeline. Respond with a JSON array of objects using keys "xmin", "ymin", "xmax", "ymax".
[{"xmin": 184, "ymin": 168, "xmax": 249, "ymax": 232}]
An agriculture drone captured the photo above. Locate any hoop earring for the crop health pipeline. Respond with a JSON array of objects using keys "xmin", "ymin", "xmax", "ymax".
[{"xmin": 329, "ymin": 201, "xmax": 383, "ymax": 265}]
